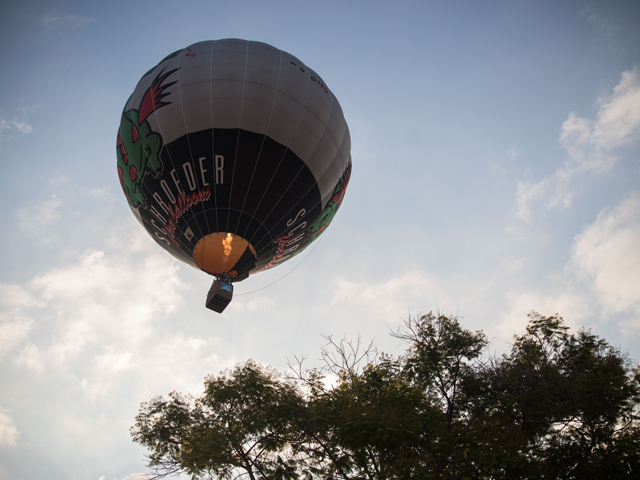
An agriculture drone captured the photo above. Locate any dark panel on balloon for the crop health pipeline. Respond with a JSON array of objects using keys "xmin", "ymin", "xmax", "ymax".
[{"xmin": 128, "ymin": 127, "xmax": 322, "ymax": 280}]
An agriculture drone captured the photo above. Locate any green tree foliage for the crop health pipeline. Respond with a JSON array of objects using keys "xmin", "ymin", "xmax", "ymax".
[
  {"xmin": 132, "ymin": 361, "xmax": 305, "ymax": 479},
  {"xmin": 132, "ymin": 312, "xmax": 640, "ymax": 479}
]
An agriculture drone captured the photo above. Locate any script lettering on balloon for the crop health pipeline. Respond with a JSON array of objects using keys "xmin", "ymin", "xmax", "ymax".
[
  {"xmin": 257, "ymin": 208, "xmax": 309, "ymax": 272},
  {"xmin": 162, "ymin": 187, "xmax": 211, "ymax": 246}
]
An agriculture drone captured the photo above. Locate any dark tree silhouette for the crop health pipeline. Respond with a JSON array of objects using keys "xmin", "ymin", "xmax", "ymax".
[{"xmin": 132, "ymin": 312, "xmax": 640, "ymax": 479}]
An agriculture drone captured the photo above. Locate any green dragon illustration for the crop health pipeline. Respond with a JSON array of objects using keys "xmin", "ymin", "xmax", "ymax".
[
  {"xmin": 116, "ymin": 68, "xmax": 178, "ymax": 207},
  {"xmin": 310, "ymin": 163, "xmax": 352, "ymax": 238}
]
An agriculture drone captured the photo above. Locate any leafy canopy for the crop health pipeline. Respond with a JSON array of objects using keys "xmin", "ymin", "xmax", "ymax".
[{"xmin": 132, "ymin": 312, "xmax": 640, "ymax": 479}]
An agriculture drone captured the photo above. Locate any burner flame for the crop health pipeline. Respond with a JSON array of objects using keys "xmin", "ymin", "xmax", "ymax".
[{"xmin": 221, "ymin": 233, "xmax": 233, "ymax": 271}]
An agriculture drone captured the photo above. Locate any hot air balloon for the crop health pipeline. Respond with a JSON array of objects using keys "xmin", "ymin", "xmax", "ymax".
[{"xmin": 116, "ymin": 39, "xmax": 351, "ymax": 312}]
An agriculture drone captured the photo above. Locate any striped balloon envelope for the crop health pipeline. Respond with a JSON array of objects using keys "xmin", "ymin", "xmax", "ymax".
[{"xmin": 116, "ymin": 39, "xmax": 351, "ymax": 287}]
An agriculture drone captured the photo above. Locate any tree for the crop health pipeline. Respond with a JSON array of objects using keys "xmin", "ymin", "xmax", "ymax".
[
  {"xmin": 304, "ymin": 354, "xmax": 438, "ymax": 479},
  {"xmin": 131, "ymin": 360, "xmax": 306, "ymax": 480},
  {"xmin": 287, "ymin": 335, "xmax": 439, "ymax": 480},
  {"xmin": 471, "ymin": 312, "xmax": 640, "ymax": 479},
  {"xmin": 132, "ymin": 312, "xmax": 640, "ymax": 479},
  {"xmin": 392, "ymin": 312, "xmax": 488, "ymax": 429}
]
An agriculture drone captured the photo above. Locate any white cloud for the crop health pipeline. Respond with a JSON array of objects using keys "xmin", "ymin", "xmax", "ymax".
[
  {"xmin": 0, "ymin": 224, "xmax": 188, "ymax": 367},
  {"xmin": 89, "ymin": 187, "xmax": 116, "ymax": 202},
  {"xmin": 500, "ymin": 191, "xmax": 640, "ymax": 346},
  {"xmin": 572, "ymin": 191, "xmax": 640, "ymax": 330},
  {"xmin": 29, "ymin": 238, "xmax": 188, "ymax": 365},
  {"xmin": 93, "ymin": 345, "xmax": 134, "ymax": 375},
  {"xmin": 0, "ymin": 407, "xmax": 19, "ymax": 448},
  {"xmin": 233, "ymin": 295, "xmax": 275, "ymax": 311},
  {"xmin": 42, "ymin": 14, "xmax": 93, "ymax": 29},
  {"xmin": 0, "ymin": 285, "xmax": 38, "ymax": 361},
  {"xmin": 0, "ymin": 284, "xmax": 39, "ymax": 313},
  {"xmin": 0, "ymin": 222, "xmax": 236, "ymax": 405},
  {"xmin": 581, "ymin": 7, "xmax": 620, "ymax": 38},
  {"xmin": 137, "ymin": 333, "xmax": 226, "ymax": 394},
  {"xmin": 559, "ymin": 68, "xmax": 640, "ymax": 171},
  {"xmin": 493, "ymin": 147, "xmax": 522, "ymax": 174},
  {"xmin": 121, "ymin": 474, "xmax": 153, "ymax": 480},
  {"xmin": 0, "ymin": 319, "xmax": 34, "ymax": 360},
  {"xmin": 515, "ymin": 68, "xmax": 640, "ymax": 222},
  {"xmin": 16, "ymin": 195, "xmax": 63, "ymax": 243},
  {"xmin": 514, "ymin": 179, "xmax": 551, "ymax": 223},
  {"xmin": 490, "ymin": 290, "xmax": 591, "ymax": 352},
  {"xmin": 505, "ymin": 146, "xmax": 522, "ymax": 159},
  {"xmin": 77, "ymin": 334, "xmax": 224, "ymax": 402},
  {"xmin": 14, "ymin": 343, "xmax": 44, "ymax": 373},
  {"xmin": 80, "ymin": 377, "xmax": 110, "ymax": 403},
  {"xmin": 331, "ymin": 271, "xmax": 452, "ymax": 325},
  {"xmin": 0, "ymin": 108, "xmax": 33, "ymax": 141}
]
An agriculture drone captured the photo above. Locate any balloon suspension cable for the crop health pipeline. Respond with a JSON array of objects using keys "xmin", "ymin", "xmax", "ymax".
[
  {"xmin": 215, "ymin": 272, "xmax": 232, "ymax": 283},
  {"xmin": 235, "ymin": 230, "xmax": 327, "ymax": 297}
]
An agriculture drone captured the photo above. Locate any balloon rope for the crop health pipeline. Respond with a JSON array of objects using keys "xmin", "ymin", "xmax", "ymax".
[{"xmin": 235, "ymin": 230, "xmax": 326, "ymax": 296}]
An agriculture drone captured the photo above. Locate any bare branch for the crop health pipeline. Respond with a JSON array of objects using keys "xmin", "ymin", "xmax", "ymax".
[{"xmin": 319, "ymin": 334, "xmax": 378, "ymax": 377}]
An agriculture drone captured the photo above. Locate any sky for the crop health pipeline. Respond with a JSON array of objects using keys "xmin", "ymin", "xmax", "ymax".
[{"xmin": 1, "ymin": 0, "xmax": 639, "ymax": 478}]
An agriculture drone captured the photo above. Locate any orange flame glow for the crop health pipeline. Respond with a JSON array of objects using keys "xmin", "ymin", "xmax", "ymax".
[{"xmin": 221, "ymin": 233, "xmax": 233, "ymax": 271}]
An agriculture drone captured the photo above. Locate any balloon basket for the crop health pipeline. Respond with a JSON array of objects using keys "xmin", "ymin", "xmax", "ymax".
[{"xmin": 206, "ymin": 279, "xmax": 234, "ymax": 313}]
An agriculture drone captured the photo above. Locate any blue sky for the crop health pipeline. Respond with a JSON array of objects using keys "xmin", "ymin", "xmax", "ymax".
[{"xmin": 1, "ymin": 1, "xmax": 640, "ymax": 478}]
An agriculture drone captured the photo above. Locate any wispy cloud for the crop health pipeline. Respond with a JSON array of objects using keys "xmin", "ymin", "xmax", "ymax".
[
  {"xmin": 331, "ymin": 271, "xmax": 452, "ymax": 325},
  {"xmin": 0, "ymin": 284, "xmax": 37, "ymax": 361},
  {"xmin": 515, "ymin": 68, "xmax": 640, "ymax": 222},
  {"xmin": 16, "ymin": 196, "xmax": 63, "ymax": 244},
  {"xmin": 41, "ymin": 14, "xmax": 93, "ymax": 29},
  {"xmin": 493, "ymin": 291, "xmax": 591, "ymax": 348},
  {"xmin": 0, "ymin": 317, "xmax": 34, "ymax": 360},
  {"xmin": 504, "ymin": 146, "xmax": 522, "ymax": 160},
  {"xmin": 233, "ymin": 295, "xmax": 275, "ymax": 312},
  {"xmin": 0, "ymin": 108, "xmax": 33, "ymax": 141},
  {"xmin": 560, "ymin": 68, "xmax": 640, "ymax": 170},
  {"xmin": 572, "ymin": 191, "xmax": 640, "ymax": 332},
  {"xmin": 30, "ymin": 244, "xmax": 186, "ymax": 365},
  {"xmin": 514, "ymin": 178, "xmax": 551, "ymax": 223},
  {"xmin": 111, "ymin": 474, "xmax": 153, "ymax": 480},
  {"xmin": 0, "ymin": 224, "xmax": 233, "ymax": 403},
  {"xmin": 0, "ymin": 407, "xmax": 19, "ymax": 448},
  {"xmin": 88, "ymin": 187, "xmax": 116, "ymax": 202},
  {"xmin": 581, "ymin": 7, "xmax": 620, "ymax": 39},
  {"xmin": 14, "ymin": 343, "xmax": 44, "ymax": 374}
]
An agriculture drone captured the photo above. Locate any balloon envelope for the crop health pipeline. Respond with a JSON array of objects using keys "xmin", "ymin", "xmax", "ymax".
[{"xmin": 117, "ymin": 39, "xmax": 351, "ymax": 282}]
